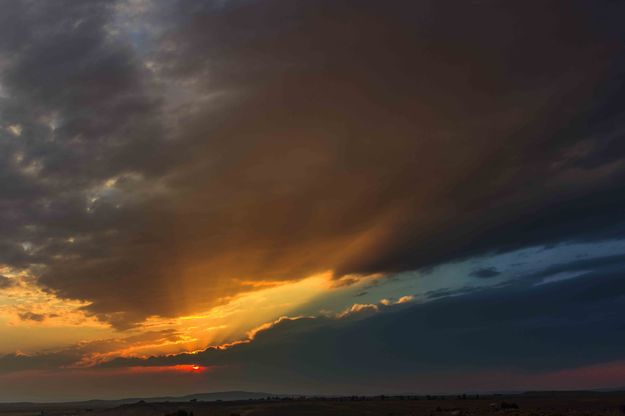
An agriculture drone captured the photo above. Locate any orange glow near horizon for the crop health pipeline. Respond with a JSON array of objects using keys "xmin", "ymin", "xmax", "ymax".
[
  {"xmin": 126, "ymin": 364, "xmax": 209, "ymax": 374},
  {"xmin": 1, "ymin": 270, "xmax": 381, "ymax": 370},
  {"xmin": 0, "ymin": 271, "xmax": 335, "ymax": 359}
]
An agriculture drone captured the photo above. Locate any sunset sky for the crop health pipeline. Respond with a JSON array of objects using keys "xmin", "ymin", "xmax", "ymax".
[{"xmin": 2, "ymin": 0, "xmax": 625, "ymax": 402}]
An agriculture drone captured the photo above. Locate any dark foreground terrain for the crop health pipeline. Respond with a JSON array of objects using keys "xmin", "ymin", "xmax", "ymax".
[{"xmin": 2, "ymin": 392, "xmax": 625, "ymax": 416}]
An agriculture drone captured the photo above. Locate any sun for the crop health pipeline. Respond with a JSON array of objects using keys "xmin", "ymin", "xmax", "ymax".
[{"xmin": 191, "ymin": 365, "xmax": 201, "ymax": 371}]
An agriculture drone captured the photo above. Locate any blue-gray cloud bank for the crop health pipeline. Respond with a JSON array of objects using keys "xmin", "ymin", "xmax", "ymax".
[{"xmin": 104, "ymin": 251, "xmax": 625, "ymax": 393}]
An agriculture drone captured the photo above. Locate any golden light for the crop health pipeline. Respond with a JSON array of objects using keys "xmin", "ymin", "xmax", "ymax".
[{"xmin": 163, "ymin": 272, "xmax": 334, "ymax": 351}]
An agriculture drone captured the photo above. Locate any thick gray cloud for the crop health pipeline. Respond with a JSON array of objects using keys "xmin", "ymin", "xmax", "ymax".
[{"xmin": 0, "ymin": 0, "xmax": 625, "ymax": 326}]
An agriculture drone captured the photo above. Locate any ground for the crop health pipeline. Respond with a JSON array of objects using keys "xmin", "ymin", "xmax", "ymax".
[{"xmin": 2, "ymin": 394, "xmax": 625, "ymax": 416}]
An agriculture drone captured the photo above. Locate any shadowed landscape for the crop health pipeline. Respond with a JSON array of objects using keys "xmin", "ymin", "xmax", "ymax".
[{"xmin": 2, "ymin": 392, "xmax": 625, "ymax": 416}]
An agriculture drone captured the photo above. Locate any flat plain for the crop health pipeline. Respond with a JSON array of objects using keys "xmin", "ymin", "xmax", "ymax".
[{"xmin": 2, "ymin": 393, "xmax": 625, "ymax": 416}]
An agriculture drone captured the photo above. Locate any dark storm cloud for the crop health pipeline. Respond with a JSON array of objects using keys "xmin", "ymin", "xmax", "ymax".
[
  {"xmin": 0, "ymin": 0, "xmax": 173, "ymax": 324},
  {"xmin": 104, "ymin": 261, "xmax": 625, "ymax": 389},
  {"xmin": 1, "ymin": 0, "xmax": 625, "ymax": 326}
]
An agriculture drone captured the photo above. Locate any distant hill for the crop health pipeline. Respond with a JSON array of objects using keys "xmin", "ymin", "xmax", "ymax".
[
  {"xmin": 85, "ymin": 390, "xmax": 286, "ymax": 405},
  {"xmin": 177, "ymin": 390, "xmax": 280, "ymax": 402},
  {"xmin": 4, "ymin": 392, "xmax": 625, "ymax": 416},
  {"xmin": 0, "ymin": 391, "xmax": 285, "ymax": 407},
  {"xmin": 3, "ymin": 389, "xmax": 625, "ymax": 408}
]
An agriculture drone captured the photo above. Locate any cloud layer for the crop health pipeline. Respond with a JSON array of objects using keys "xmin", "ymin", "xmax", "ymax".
[
  {"xmin": 1, "ymin": 0, "xmax": 625, "ymax": 328},
  {"xmin": 98, "ymin": 253, "xmax": 625, "ymax": 393},
  {"xmin": 2, "ymin": 247, "xmax": 625, "ymax": 398}
]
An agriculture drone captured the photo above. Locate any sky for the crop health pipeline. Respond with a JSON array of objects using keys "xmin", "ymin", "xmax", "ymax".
[{"xmin": 1, "ymin": 0, "xmax": 625, "ymax": 402}]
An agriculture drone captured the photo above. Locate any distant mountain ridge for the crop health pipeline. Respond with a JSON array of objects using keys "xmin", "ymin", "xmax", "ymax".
[
  {"xmin": 3, "ymin": 388, "xmax": 625, "ymax": 407},
  {"xmin": 0, "ymin": 391, "xmax": 285, "ymax": 407},
  {"xmin": 128, "ymin": 390, "xmax": 280, "ymax": 403}
]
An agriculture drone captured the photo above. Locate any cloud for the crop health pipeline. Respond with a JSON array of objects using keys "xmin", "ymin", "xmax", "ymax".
[
  {"xmin": 337, "ymin": 303, "xmax": 379, "ymax": 318},
  {"xmin": 0, "ymin": 329, "xmax": 186, "ymax": 374},
  {"xmin": 425, "ymin": 286, "xmax": 481, "ymax": 300},
  {"xmin": 0, "ymin": 0, "xmax": 625, "ymax": 327},
  {"xmin": 17, "ymin": 311, "xmax": 47, "ymax": 322},
  {"xmin": 3, "ymin": 252, "xmax": 625, "ymax": 395},
  {"xmin": 470, "ymin": 267, "xmax": 501, "ymax": 279},
  {"xmin": 532, "ymin": 253, "xmax": 625, "ymax": 280},
  {"xmin": 0, "ymin": 351, "xmax": 76, "ymax": 374},
  {"xmin": 0, "ymin": 275, "xmax": 13, "ymax": 289}
]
